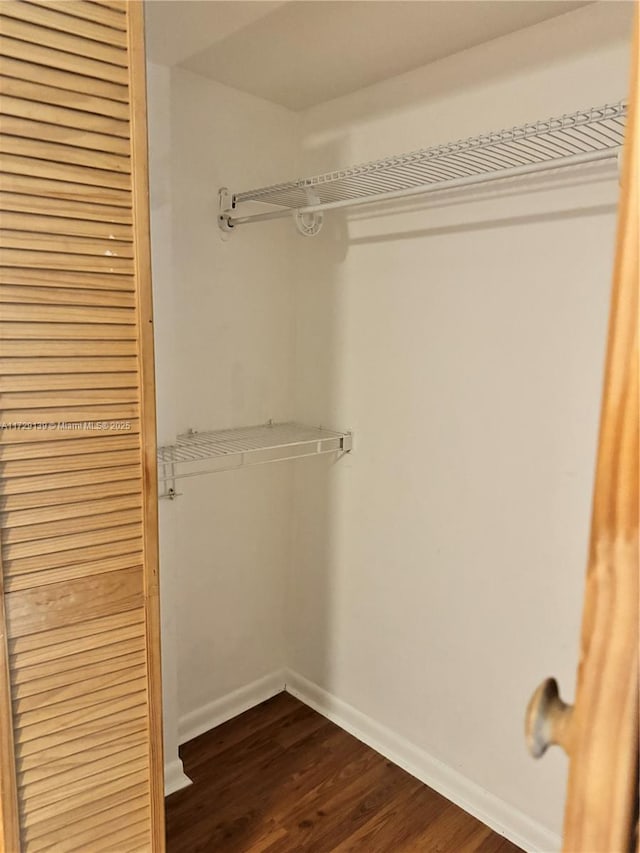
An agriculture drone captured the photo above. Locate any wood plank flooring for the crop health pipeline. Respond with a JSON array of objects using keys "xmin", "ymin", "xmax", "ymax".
[{"xmin": 166, "ymin": 692, "xmax": 523, "ymax": 853}]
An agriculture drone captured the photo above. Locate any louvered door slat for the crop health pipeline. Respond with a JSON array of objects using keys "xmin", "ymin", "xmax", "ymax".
[
  {"xmin": 15, "ymin": 704, "xmax": 148, "ymax": 769},
  {"xmin": 0, "ymin": 500, "xmax": 142, "ymax": 546},
  {"xmin": 18, "ymin": 731, "xmax": 146, "ymax": 790},
  {"xmin": 0, "ymin": 233, "xmax": 134, "ymax": 257},
  {"xmin": 0, "ymin": 386, "xmax": 138, "ymax": 406},
  {"xmin": 0, "ymin": 302, "xmax": 135, "ymax": 324},
  {"xmin": 0, "ymin": 56, "xmax": 129, "ymax": 102},
  {"xmin": 0, "ymin": 140, "xmax": 130, "ymax": 178},
  {"xmin": 5, "ymin": 553, "xmax": 144, "ymax": 594},
  {"xmin": 0, "ymin": 17, "xmax": 128, "ymax": 68},
  {"xmin": 0, "ymin": 434, "xmax": 140, "ymax": 462},
  {"xmin": 0, "ymin": 372, "xmax": 139, "ymax": 391},
  {"xmin": 0, "ymin": 478, "xmax": 142, "ymax": 512},
  {"xmin": 14, "ymin": 665, "xmax": 145, "ymax": 715},
  {"xmin": 4, "ymin": 521, "xmax": 142, "ymax": 563},
  {"xmin": 23, "ymin": 794, "xmax": 149, "ymax": 852},
  {"xmin": 0, "ymin": 359, "xmax": 138, "ymax": 380},
  {"xmin": 10, "ymin": 609, "xmax": 144, "ymax": 655},
  {"xmin": 20, "ymin": 747, "xmax": 147, "ymax": 813},
  {"xmin": 0, "ymin": 2, "xmax": 127, "ymax": 48},
  {"xmin": 13, "ymin": 716, "xmax": 147, "ymax": 768},
  {"xmin": 22, "ymin": 771, "xmax": 148, "ymax": 839},
  {"xmin": 0, "ymin": 36, "xmax": 128, "ymax": 84},
  {"xmin": 0, "ymin": 344, "xmax": 137, "ymax": 365},
  {"xmin": 15, "ymin": 689, "xmax": 148, "ymax": 742},
  {"xmin": 0, "ymin": 115, "xmax": 131, "ymax": 155},
  {"xmin": 0, "ymin": 323, "xmax": 136, "ymax": 340},
  {"xmin": 0, "ymin": 3, "xmax": 163, "ymax": 850},
  {"xmin": 26, "ymin": 0, "xmax": 127, "ymax": 31},
  {"xmin": 95, "ymin": 1, "xmax": 128, "ymax": 12},
  {"xmin": 0, "ymin": 175, "xmax": 130, "ymax": 206},
  {"xmin": 1, "ymin": 388, "xmax": 137, "ymax": 407},
  {"xmin": 0, "ymin": 93, "xmax": 129, "ymax": 134},
  {"xmin": 1, "ymin": 206, "xmax": 132, "ymax": 240},
  {"xmin": 1, "ymin": 212, "xmax": 132, "ymax": 240},
  {"xmin": 0, "ymin": 155, "xmax": 131, "ymax": 192},
  {"xmin": 0, "ymin": 77, "xmax": 130, "ymax": 119},
  {"xmin": 2, "ymin": 506, "xmax": 142, "ymax": 544},
  {"xmin": 0, "ymin": 268, "xmax": 134, "ymax": 291},
  {"xmin": 0, "ymin": 289, "xmax": 135, "ymax": 310},
  {"xmin": 67, "ymin": 811, "xmax": 151, "ymax": 853},
  {"xmin": 13, "ymin": 646, "xmax": 146, "ymax": 694},
  {"xmin": 5, "ymin": 534, "xmax": 143, "ymax": 579},
  {"xmin": 0, "ymin": 249, "xmax": 134, "ymax": 274}
]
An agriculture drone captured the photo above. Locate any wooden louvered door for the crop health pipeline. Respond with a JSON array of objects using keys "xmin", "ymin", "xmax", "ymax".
[
  {"xmin": 0, "ymin": 1, "xmax": 164, "ymax": 851},
  {"xmin": 525, "ymin": 10, "xmax": 638, "ymax": 852}
]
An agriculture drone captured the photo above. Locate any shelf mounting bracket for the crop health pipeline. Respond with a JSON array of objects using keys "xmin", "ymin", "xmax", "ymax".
[
  {"xmin": 218, "ymin": 186, "xmax": 236, "ymax": 234},
  {"xmin": 158, "ymin": 460, "xmax": 183, "ymax": 500},
  {"xmin": 293, "ymin": 190, "xmax": 323, "ymax": 237}
]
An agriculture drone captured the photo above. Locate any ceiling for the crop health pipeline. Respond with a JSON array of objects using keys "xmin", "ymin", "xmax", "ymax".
[{"xmin": 145, "ymin": 0, "xmax": 592, "ymax": 111}]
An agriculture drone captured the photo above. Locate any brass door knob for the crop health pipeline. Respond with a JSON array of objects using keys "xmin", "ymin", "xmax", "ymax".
[{"xmin": 525, "ymin": 677, "xmax": 574, "ymax": 758}]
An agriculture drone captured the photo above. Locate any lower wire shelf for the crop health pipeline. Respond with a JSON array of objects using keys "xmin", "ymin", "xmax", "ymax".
[{"xmin": 158, "ymin": 421, "xmax": 353, "ymax": 498}]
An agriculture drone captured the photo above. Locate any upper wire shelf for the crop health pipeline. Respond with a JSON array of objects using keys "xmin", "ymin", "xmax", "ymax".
[{"xmin": 218, "ymin": 101, "xmax": 627, "ymax": 236}]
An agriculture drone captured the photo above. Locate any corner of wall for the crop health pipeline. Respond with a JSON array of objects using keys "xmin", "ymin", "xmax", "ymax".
[
  {"xmin": 284, "ymin": 670, "xmax": 561, "ymax": 853},
  {"xmin": 178, "ymin": 670, "xmax": 287, "ymax": 745}
]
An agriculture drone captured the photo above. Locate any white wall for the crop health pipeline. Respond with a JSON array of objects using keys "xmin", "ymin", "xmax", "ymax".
[
  {"xmin": 146, "ymin": 62, "xmax": 300, "ymax": 774},
  {"xmin": 169, "ymin": 69, "xmax": 299, "ymax": 728},
  {"xmin": 288, "ymin": 2, "xmax": 633, "ymax": 847}
]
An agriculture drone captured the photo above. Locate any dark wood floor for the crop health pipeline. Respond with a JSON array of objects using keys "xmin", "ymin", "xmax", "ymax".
[{"xmin": 166, "ymin": 692, "xmax": 523, "ymax": 853}]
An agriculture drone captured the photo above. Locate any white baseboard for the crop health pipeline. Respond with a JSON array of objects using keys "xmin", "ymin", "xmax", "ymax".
[
  {"xmin": 178, "ymin": 669, "xmax": 286, "ymax": 745},
  {"xmin": 284, "ymin": 670, "xmax": 560, "ymax": 853},
  {"xmin": 164, "ymin": 757, "xmax": 192, "ymax": 796}
]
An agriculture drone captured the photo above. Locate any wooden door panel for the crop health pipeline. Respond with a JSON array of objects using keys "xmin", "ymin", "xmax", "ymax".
[
  {"xmin": 0, "ymin": 2, "xmax": 164, "ymax": 850},
  {"xmin": 525, "ymin": 11, "xmax": 639, "ymax": 853},
  {"xmin": 561, "ymin": 15, "xmax": 639, "ymax": 845}
]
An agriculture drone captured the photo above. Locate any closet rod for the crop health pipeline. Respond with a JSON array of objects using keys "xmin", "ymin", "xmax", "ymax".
[{"xmin": 226, "ymin": 147, "xmax": 617, "ymax": 228}]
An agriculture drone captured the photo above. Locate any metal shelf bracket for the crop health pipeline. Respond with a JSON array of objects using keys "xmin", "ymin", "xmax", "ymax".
[
  {"xmin": 293, "ymin": 190, "xmax": 323, "ymax": 237},
  {"xmin": 218, "ymin": 186, "xmax": 235, "ymax": 234},
  {"xmin": 158, "ymin": 458, "xmax": 184, "ymax": 500}
]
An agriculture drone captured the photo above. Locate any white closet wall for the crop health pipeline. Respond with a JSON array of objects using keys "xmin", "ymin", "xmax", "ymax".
[
  {"xmin": 147, "ymin": 64, "xmax": 300, "ymax": 775},
  {"xmin": 288, "ymin": 2, "xmax": 633, "ymax": 847},
  {"xmin": 147, "ymin": 0, "xmax": 633, "ymax": 843}
]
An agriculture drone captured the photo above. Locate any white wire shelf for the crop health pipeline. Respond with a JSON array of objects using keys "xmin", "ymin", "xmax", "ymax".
[
  {"xmin": 219, "ymin": 101, "xmax": 626, "ymax": 235},
  {"xmin": 158, "ymin": 421, "xmax": 353, "ymax": 498}
]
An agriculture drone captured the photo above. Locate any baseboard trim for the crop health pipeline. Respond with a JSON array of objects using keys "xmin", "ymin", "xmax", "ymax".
[
  {"xmin": 164, "ymin": 757, "xmax": 192, "ymax": 796},
  {"xmin": 284, "ymin": 670, "xmax": 560, "ymax": 853},
  {"xmin": 178, "ymin": 670, "xmax": 286, "ymax": 745}
]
